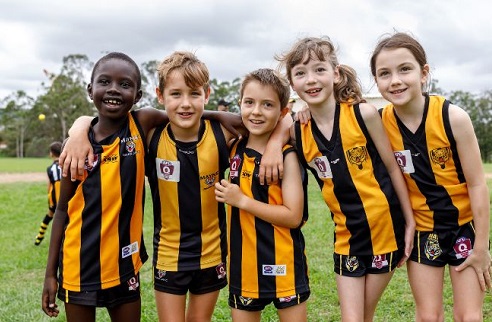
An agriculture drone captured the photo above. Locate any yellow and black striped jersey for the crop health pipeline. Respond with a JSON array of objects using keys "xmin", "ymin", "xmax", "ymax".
[
  {"xmin": 60, "ymin": 111, "xmax": 148, "ymax": 291},
  {"xmin": 295, "ymin": 102, "xmax": 405, "ymax": 256},
  {"xmin": 227, "ymin": 139, "xmax": 310, "ymax": 298},
  {"xmin": 381, "ymin": 95, "xmax": 472, "ymax": 231},
  {"xmin": 147, "ymin": 119, "xmax": 229, "ymax": 271}
]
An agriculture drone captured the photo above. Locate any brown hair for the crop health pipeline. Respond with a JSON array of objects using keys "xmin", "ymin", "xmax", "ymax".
[
  {"xmin": 370, "ymin": 32, "xmax": 428, "ymax": 77},
  {"xmin": 276, "ymin": 36, "xmax": 364, "ymax": 104},
  {"xmin": 157, "ymin": 51, "xmax": 209, "ymax": 93},
  {"xmin": 240, "ymin": 68, "xmax": 291, "ymax": 108}
]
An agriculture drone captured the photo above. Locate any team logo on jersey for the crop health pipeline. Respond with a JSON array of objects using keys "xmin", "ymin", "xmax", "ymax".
[
  {"xmin": 371, "ymin": 254, "xmax": 389, "ymax": 269},
  {"xmin": 155, "ymin": 158, "xmax": 180, "ymax": 182},
  {"xmin": 216, "ymin": 262, "xmax": 226, "ymax": 279},
  {"xmin": 308, "ymin": 156, "xmax": 332, "ymax": 178},
  {"xmin": 394, "ymin": 150, "xmax": 415, "ymax": 173},
  {"xmin": 122, "ymin": 241, "xmax": 139, "ymax": 258},
  {"xmin": 102, "ymin": 154, "xmax": 118, "ymax": 164},
  {"xmin": 262, "ymin": 264, "xmax": 287, "ymax": 276},
  {"xmin": 453, "ymin": 237, "xmax": 473, "ymax": 259},
  {"xmin": 230, "ymin": 154, "xmax": 241, "ymax": 179},
  {"xmin": 425, "ymin": 233, "xmax": 442, "ymax": 260},
  {"xmin": 239, "ymin": 296, "xmax": 253, "ymax": 306},
  {"xmin": 127, "ymin": 275, "xmax": 139, "ymax": 291},
  {"xmin": 345, "ymin": 256, "xmax": 359, "ymax": 272},
  {"xmin": 429, "ymin": 147, "xmax": 451, "ymax": 169},
  {"xmin": 346, "ymin": 146, "xmax": 368, "ymax": 170},
  {"xmin": 155, "ymin": 269, "xmax": 168, "ymax": 282},
  {"xmin": 84, "ymin": 155, "xmax": 99, "ymax": 172},
  {"xmin": 200, "ymin": 171, "xmax": 218, "ymax": 190},
  {"xmin": 279, "ymin": 295, "xmax": 297, "ymax": 303},
  {"xmin": 125, "ymin": 140, "xmax": 135, "ymax": 154}
]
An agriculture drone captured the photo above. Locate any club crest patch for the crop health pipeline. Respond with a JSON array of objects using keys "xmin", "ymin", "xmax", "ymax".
[
  {"xmin": 345, "ymin": 256, "xmax": 359, "ymax": 272},
  {"xmin": 372, "ymin": 254, "xmax": 389, "ymax": 269},
  {"xmin": 453, "ymin": 237, "xmax": 473, "ymax": 259},
  {"xmin": 346, "ymin": 146, "xmax": 367, "ymax": 170},
  {"xmin": 425, "ymin": 233, "xmax": 442, "ymax": 260},
  {"xmin": 429, "ymin": 147, "xmax": 451, "ymax": 169}
]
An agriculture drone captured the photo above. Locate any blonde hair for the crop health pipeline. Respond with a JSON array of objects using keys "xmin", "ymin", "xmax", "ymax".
[
  {"xmin": 157, "ymin": 51, "xmax": 209, "ymax": 93},
  {"xmin": 276, "ymin": 36, "xmax": 364, "ymax": 104}
]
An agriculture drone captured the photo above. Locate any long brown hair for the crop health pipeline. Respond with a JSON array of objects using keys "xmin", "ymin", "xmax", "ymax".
[{"xmin": 276, "ymin": 36, "xmax": 364, "ymax": 104}]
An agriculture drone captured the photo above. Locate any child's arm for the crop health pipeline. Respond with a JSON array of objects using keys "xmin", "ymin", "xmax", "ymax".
[
  {"xmin": 258, "ymin": 114, "xmax": 294, "ymax": 185},
  {"xmin": 360, "ymin": 103, "xmax": 416, "ymax": 267},
  {"xmin": 203, "ymin": 110, "xmax": 244, "ymax": 139},
  {"xmin": 450, "ymin": 104, "xmax": 491, "ymax": 291},
  {"xmin": 59, "ymin": 116, "xmax": 94, "ymax": 180},
  {"xmin": 215, "ymin": 150, "xmax": 303, "ymax": 228},
  {"xmin": 42, "ymin": 175, "xmax": 77, "ymax": 317}
]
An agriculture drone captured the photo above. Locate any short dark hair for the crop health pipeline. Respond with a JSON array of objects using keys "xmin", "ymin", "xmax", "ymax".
[{"xmin": 49, "ymin": 141, "xmax": 62, "ymax": 157}]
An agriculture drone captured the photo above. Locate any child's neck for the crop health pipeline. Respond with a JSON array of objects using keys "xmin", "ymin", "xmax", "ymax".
[
  {"xmin": 170, "ymin": 123, "xmax": 200, "ymax": 142},
  {"xmin": 245, "ymin": 133, "xmax": 271, "ymax": 154}
]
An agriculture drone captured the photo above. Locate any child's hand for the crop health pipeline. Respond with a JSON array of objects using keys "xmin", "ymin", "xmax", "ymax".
[
  {"xmin": 455, "ymin": 248, "xmax": 492, "ymax": 291},
  {"xmin": 60, "ymin": 137, "xmax": 94, "ymax": 181},
  {"xmin": 397, "ymin": 222, "xmax": 415, "ymax": 267},
  {"xmin": 216, "ymin": 112, "xmax": 244, "ymax": 139},
  {"xmin": 294, "ymin": 104, "xmax": 311, "ymax": 124},
  {"xmin": 259, "ymin": 143, "xmax": 283, "ymax": 185},
  {"xmin": 215, "ymin": 179, "xmax": 244, "ymax": 208},
  {"xmin": 42, "ymin": 276, "xmax": 59, "ymax": 317}
]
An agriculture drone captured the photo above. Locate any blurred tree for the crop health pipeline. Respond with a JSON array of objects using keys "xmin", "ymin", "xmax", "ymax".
[
  {"xmin": 0, "ymin": 91, "xmax": 34, "ymax": 157},
  {"xmin": 449, "ymin": 90, "xmax": 492, "ymax": 162},
  {"xmin": 140, "ymin": 60, "xmax": 160, "ymax": 109},
  {"xmin": 207, "ymin": 78, "xmax": 241, "ymax": 113}
]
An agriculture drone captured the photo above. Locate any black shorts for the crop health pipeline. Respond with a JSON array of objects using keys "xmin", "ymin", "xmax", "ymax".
[
  {"xmin": 333, "ymin": 250, "xmax": 403, "ymax": 277},
  {"xmin": 153, "ymin": 263, "xmax": 227, "ymax": 295},
  {"xmin": 57, "ymin": 274, "xmax": 140, "ymax": 308},
  {"xmin": 229, "ymin": 291, "xmax": 310, "ymax": 311},
  {"xmin": 410, "ymin": 222, "xmax": 478, "ymax": 267}
]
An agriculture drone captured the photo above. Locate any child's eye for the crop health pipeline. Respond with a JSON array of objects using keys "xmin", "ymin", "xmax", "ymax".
[
  {"xmin": 243, "ymin": 99, "xmax": 253, "ymax": 105},
  {"xmin": 294, "ymin": 70, "xmax": 304, "ymax": 77},
  {"xmin": 316, "ymin": 67, "xmax": 326, "ymax": 73},
  {"xmin": 400, "ymin": 66, "xmax": 411, "ymax": 72},
  {"xmin": 121, "ymin": 81, "xmax": 131, "ymax": 89},
  {"xmin": 171, "ymin": 92, "xmax": 180, "ymax": 97},
  {"xmin": 378, "ymin": 71, "xmax": 389, "ymax": 78}
]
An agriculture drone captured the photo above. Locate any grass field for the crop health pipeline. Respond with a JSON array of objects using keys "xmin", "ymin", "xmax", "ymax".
[{"xmin": 0, "ymin": 158, "xmax": 491, "ymax": 321}]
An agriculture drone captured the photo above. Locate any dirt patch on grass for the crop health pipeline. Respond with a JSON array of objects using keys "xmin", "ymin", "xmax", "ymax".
[{"xmin": 0, "ymin": 172, "xmax": 46, "ymax": 184}]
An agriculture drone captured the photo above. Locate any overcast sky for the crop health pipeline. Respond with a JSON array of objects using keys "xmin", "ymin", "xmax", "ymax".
[{"xmin": 1, "ymin": 0, "xmax": 491, "ymax": 101}]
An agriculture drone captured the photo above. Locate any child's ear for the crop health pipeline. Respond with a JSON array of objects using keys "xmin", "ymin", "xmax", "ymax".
[
  {"xmin": 280, "ymin": 107, "xmax": 289, "ymax": 117},
  {"xmin": 155, "ymin": 87, "xmax": 164, "ymax": 104},
  {"xmin": 204, "ymin": 87, "xmax": 211, "ymax": 104}
]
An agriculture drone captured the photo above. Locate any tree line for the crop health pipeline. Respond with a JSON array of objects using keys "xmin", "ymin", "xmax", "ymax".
[{"xmin": 1, "ymin": 54, "xmax": 491, "ymax": 162}]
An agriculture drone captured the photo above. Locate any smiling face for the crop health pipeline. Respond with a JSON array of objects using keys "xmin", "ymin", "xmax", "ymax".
[
  {"xmin": 88, "ymin": 58, "xmax": 142, "ymax": 120},
  {"xmin": 157, "ymin": 70, "xmax": 209, "ymax": 140},
  {"xmin": 374, "ymin": 47, "xmax": 429, "ymax": 108},
  {"xmin": 240, "ymin": 80, "xmax": 285, "ymax": 140},
  {"xmin": 290, "ymin": 54, "xmax": 340, "ymax": 108}
]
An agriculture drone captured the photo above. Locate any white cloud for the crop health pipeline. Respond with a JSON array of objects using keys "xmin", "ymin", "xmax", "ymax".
[{"xmin": 1, "ymin": 0, "xmax": 491, "ymax": 99}]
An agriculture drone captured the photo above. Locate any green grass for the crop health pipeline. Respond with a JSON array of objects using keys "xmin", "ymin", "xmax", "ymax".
[
  {"xmin": 0, "ymin": 159, "xmax": 491, "ymax": 321},
  {"xmin": 0, "ymin": 157, "xmax": 51, "ymax": 173}
]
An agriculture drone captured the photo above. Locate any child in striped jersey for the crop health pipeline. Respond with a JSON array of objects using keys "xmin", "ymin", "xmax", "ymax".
[
  {"xmin": 371, "ymin": 32, "xmax": 491, "ymax": 321},
  {"xmin": 42, "ymin": 52, "xmax": 153, "ymax": 322},
  {"xmin": 280, "ymin": 36, "xmax": 415, "ymax": 321},
  {"xmin": 34, "ymin": 141, "xmax": 62, "ymax": 246},
  {"xmin": 215, "ymin": 68, "xmax": 309, "ymax": 322},
  {"xmin": 60, "ymin": 51, "xmax": 291, "ymax": 322}
]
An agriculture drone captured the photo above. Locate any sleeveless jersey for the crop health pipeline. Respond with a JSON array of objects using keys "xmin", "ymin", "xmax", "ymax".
[
  {"xmin": 295, "ymin": 102, "xmax": 405, "ymax": 256},
  {"xmin": 228, "ymin": 139, "xmax": 309, "ymax": 299},
  {"xmin": 60, "ymin": 111, "xmax": 148, "ymax": 291},
  {"xmin": 381, "ymin": 95, "xmax": 472, "ymax": 231},
  {"xmin": 47, "ymin": 160, "xmax": 61, "ymax": 211},
  {"xmin": 147, "ymin": 119, "xmax": 229, "ymax": 271}
]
